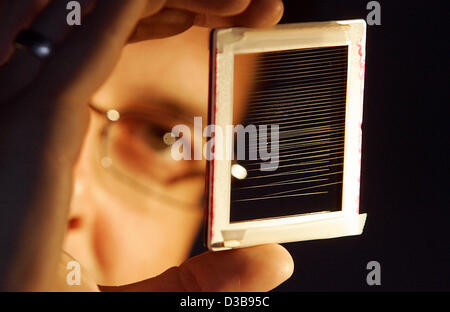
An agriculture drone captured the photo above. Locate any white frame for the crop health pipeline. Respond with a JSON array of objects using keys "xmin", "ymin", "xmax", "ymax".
[{"xmin": 207, "ymin": 20, "xmax": 367, "ymax": 251}]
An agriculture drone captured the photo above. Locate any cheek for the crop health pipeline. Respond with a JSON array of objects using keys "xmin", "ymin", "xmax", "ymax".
[{"xmin": 91, "ymin": 189, "xmax": 203, "ymax": 285}]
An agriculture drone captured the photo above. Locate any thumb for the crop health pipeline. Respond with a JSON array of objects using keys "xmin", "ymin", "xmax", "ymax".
[{"xmin": 99, "ymin": 244, "xmax": 294, "ymax": 292}]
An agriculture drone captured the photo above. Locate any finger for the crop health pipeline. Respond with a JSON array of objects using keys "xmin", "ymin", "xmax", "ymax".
[
  {"xmin": 232, "ymin": 0, "xmax": 284, "ymax": 27},
  {"xmin": 166, "ymin": 0, "xmax": 251, "ymax": 16},
  {"xmin": 30, "ymin": 0, "xmax": 97, "ymax": 43},
  {"xmin": 130, "ymin": 0, "xmax": 284, "ymax": 43},
  {"xmin": 0, "ymin": 0, "xmax": 96, "ymax": 104},
  {"xmin": 0, "ymin": 0, "xmax": 49, "ymax": 65},
  {"xmin": 35, "ymin": 0, "xmax": 148, "ymax": 103},
  {"xmin": 129, "ymin": 8, "xmax": 195, "ymax": 42},
  {"xmin": 142, "ymin": 0, "xmax": 167, "ymax": 16},
  {"xmin": 194, "ymin": 0, "xmax": 284, "ymax": 29},
  {"xmin": 0, "ymin": 49, "xmax": 42, "ymax": 104},
  {"xmin": 99, "ymin": 244, "xmax": 294, "ymax": 292}
]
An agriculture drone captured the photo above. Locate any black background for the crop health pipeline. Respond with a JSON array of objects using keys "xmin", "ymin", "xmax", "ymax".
[{"xmin": 192, "ymin": 0, "xmax": 449, "ymax": 291}]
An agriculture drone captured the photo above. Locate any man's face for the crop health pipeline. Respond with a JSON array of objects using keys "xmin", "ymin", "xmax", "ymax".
[{"xmin": 64, "ymin": 27, "xmax": 212, "ymax": 286}]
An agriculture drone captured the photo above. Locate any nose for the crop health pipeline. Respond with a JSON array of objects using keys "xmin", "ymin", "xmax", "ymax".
[
  {"xmin": 63, "ymin": 163, "xmax": 102, "ymax": 282},
  {"xmin": 66, "ymin": 153, "xmax": 98, "ymax": 233},
  {"xmin": 67, "ymin": 178, "xmax": 88, "ymax": 231}
]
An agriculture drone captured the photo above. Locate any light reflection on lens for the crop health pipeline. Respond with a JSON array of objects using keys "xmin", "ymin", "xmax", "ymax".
[{"xmin": 231, "ymin": 163, "xmax": 247, "ymax": 180}]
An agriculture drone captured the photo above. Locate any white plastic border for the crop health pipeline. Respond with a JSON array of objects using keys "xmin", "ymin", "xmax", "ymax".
[{"xmin": 207, "ymin": 20, "xmax": 367, "ymax": 251}]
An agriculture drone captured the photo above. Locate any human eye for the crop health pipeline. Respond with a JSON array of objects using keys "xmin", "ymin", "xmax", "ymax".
[
  {"xmin": 139, "ymin": 122, "xmax": 172, "ymax": 152},
  {"xmin": 110, "ymin": 115, "xmax": 179, "ymax": 160}
]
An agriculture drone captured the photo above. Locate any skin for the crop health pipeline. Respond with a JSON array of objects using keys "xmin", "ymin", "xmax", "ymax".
[{"xmin": 0, "ymin": 0, "xmax": 293, "ymax": 291}]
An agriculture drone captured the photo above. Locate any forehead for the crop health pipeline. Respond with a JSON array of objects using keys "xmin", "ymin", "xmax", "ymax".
[{"xmin": 92, "ymin": 27, "xmax": 211, "ymax": 119}]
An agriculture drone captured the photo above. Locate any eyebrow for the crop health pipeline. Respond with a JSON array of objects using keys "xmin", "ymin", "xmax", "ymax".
[{"xmin": 123, "ymin": 96, "xmax": 203, "ymax": 122}]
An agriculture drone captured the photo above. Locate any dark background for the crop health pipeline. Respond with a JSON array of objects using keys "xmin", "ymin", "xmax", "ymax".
[{"xmin": 192, "ymin": 0, "xmax": 449, "ymax": 291}]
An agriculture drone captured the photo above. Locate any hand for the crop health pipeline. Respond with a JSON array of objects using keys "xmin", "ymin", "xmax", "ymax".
[
  {"xmin": 0, "ymin": 0, "xmax": 290, "ymax": 291},
  {"xmin": 52, "ymin": 244, "xmax": 293, "ymax": 292},
  {"xmin": 0, "ymin": 0, "xmax": 285, "ymax": 63},
  {"xmin": 100, "ymin": 244, "xmax": 293, "ymax": 292}
]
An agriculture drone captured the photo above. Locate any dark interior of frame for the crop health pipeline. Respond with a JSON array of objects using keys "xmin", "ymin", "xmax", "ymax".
[{"xmin": 230, "ymin": 45, "xmax": 348, "ymax": 222}]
